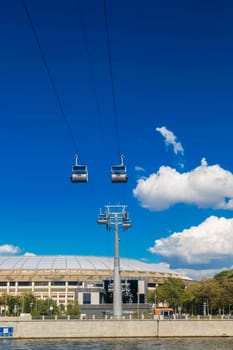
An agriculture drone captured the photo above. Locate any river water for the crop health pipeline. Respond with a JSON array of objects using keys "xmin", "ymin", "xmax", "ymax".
[{"xmin": 1, "ymin": 338, "xmax": 233, "ymax": 350}]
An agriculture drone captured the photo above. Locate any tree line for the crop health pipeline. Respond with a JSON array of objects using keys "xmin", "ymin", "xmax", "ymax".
[
  {"xmin": 0, "ymin": 292, "xmax": 80, "ymax": 316},
  {"xmin": 148, "ymin": 269, "xmax": 233, "ymax": 316}
]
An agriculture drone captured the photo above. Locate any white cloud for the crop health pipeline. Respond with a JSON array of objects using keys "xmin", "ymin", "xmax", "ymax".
[
  {"xmin": 135, "ymin": 166, "xmax": 146, "ymax": 172},
  {"xmin": 24, "ymin": 252, "xmax": 36, "ymax": 256},
  {"xmin": 149, "ymin": 216, "xmax": 233, "ymax": 267},
  {"xmin": 0, "ymin": 245, "xmax": 36, "ymax": 257},
  {"xmin": 133, "ymin": 158, "xmax": 233, "ymax": 211},
  {"xmin": 137, "ymin": 261, "xmax": 191, "ymax": 280},
  {"xmin": 173, "ymin": 267, "xmax": 227, "ymax": 281},
  {"xmin": 0, "ymin": 244, "xmax": 20, "ymax": 255},
  {"xmin": 156, "ymin": 126, "xmax": 184, "ymax": 155}
]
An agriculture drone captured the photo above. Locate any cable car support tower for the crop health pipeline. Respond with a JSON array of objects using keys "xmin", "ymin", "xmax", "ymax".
[{"xmin": 97, "ymin": 204, "xmax": 132, "ymax": 319}]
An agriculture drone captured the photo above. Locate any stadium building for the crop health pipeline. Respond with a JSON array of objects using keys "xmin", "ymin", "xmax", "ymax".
[{"xmin": 0, "ymin": 255, "xmax": 189, "ymax": 315}]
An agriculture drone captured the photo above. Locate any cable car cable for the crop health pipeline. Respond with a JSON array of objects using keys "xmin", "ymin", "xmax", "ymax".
[
  {"xmin": 76, "ymin": 0, "xmax": 109, "ymax": 183},
  {"xmin": 103, "ymin": 0, "xmax": 121, "ymax": 157},
  {"xmin": 104, "ymin": 1, "xmax": 129, "ymax": 183},
  {"xmin": 77, "ymin": 0, "xmax": 103, "ymax": 122},
  {"xmin": 22, "ymin": 0, "xmax": 78, "ymax": 154},
  {"xmin": 77, "ymin": 0, "xmax": 108, "ymax": 161}
]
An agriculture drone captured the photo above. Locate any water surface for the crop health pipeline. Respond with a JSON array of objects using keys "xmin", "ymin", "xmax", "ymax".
[{"xmin": 1, "ymin": 338, "xmax": 233, "ymax": 350}]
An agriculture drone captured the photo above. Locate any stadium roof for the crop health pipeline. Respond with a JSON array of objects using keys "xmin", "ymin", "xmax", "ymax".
[{"xmin": 0, "ymin": 255, "xmax": 177, "ymax": 274}]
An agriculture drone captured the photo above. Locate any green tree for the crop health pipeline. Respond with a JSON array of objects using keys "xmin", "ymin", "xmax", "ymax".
[
  {"xmin": 199, "ymin": 279, "xmax": 219, "ymax": 315},
  {"xmin": 185, "ymin": 277, "xmax": 233, "ymax": 316},
  {"xmin": 212, "ymin": 276, "xmax": 233, "ymax": 314},
  {"xmin": 66, "ymin": 300, "xmax": 80, "ymax": 316},
  {"xmin": 185, "ymin": 281, "xmax": 203, "ymax": 315},
  {"xmin": 147, "ymin": 289, "xmax": 157, "ymax": 304},
  {"xmin": 156, "ymin": 278, "xmax": 186, "ymax": 312},
  {"xmin": 181, "ymin": 283, "xmax": 196, "ymax": 314},
  {"xmin": 6, "ymin": 295, "xmax": 21, "ymax": 315},
  {"xmin": 35, "ymin": 298, "xmax": 59, "ymax": 316},
  {"xmin": 59, "ymin": 303, "xmax": 65, "ymax": 314},
  {"xmin": 20, "ymin": 292, "xmax": 36, "ymax": 314},
  {"xmin": 0, "ymin": 294, "xmax": 8, "ymax": 315},
  {"xmin": 215, "ymin": 269, "xmax": 233, "ymax": 280}
]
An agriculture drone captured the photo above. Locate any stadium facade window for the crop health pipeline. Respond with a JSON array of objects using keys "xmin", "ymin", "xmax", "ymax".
[
  {"xmin": 51, "ymin": 281, "xmax": 66, "ymax": 286},
  {"xmin": 83, "ymin": 293, "xmax": 91, "ymax": 304},
  {"xmin": 34, "ymin": 281, "xmax": 49, "ymax": 286},
  {"xmin": 148, "ymin": 283, "xmax": 156, "ymax": 288},
  {"xmin": 95, "ymin": 283, "xmax": 104, "ymax": 287},
  {"xmin": 0, "ymin": 282, "xmax": 7, "ymax": 286},
  {"xmin": 68, "ymin": 281, "xmax": 82, "ymax": 286},
  {"xmin": 18, "ymin": 282, "xmax": 32, "ymax": 286},
  {"xmin": 9, "ymin": 282, "xmax": 15, "ymax": 286}
]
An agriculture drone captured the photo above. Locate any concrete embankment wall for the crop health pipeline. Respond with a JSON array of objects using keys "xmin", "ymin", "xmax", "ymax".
[{"xmin": 1, "ymin": 319, "xmax": 233, "ymax": 338}]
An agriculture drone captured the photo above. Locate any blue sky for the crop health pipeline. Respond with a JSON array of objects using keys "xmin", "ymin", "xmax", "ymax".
[{"xmin": 1, "ymin": 0, "xmax": 233, "ymax": 280}]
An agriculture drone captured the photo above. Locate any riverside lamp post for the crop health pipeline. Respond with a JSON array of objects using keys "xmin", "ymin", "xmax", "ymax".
[
  {"xmin": 154, "ymin": 283, "xmax": 158, "ymax": 308},
  {"xmin": 97, "ymin": 204, "xmax": 132, "ymax": 319}
]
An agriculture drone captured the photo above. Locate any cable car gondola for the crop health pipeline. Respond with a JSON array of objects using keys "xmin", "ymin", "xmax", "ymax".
[
  {"xmin": 111, "ymin": 155, "xmax": 128, "ymax": 183},
  {"xmin": 70, "ymin": 154, "xmax": 88, "ymax": 183}
]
